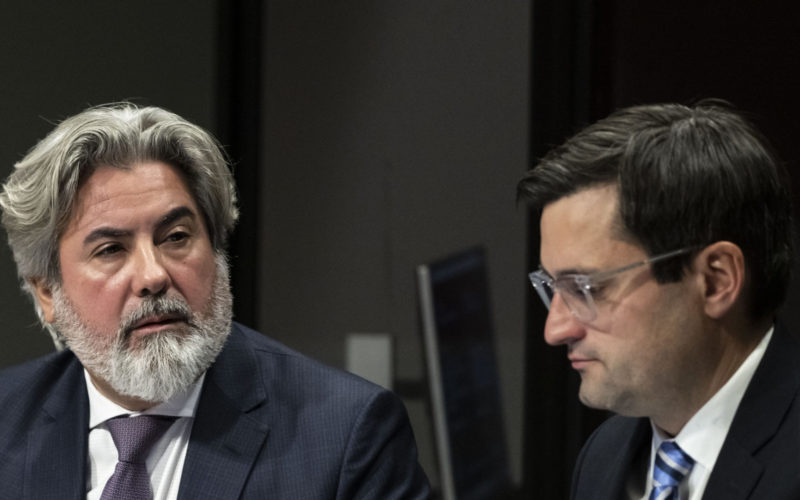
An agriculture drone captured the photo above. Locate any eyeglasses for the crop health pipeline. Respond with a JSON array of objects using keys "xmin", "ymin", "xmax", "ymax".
[{"xmin": 528, "ymin": 247, "xmax": 694, "ymax": 323}]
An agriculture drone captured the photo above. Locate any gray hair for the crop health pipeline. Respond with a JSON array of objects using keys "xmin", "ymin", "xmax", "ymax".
[{"xmin": 0, "ymin": 103, "xmax": 239, "ymax": 318}]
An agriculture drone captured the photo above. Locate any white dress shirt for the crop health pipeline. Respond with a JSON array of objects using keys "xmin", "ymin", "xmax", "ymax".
[
  {"xmin": 629, "ymin": 327, "xmax": 772, "ymax": 500},
  {"xmin": 84, "ymin": 371, "xmax": 205, "ymax": 500}
]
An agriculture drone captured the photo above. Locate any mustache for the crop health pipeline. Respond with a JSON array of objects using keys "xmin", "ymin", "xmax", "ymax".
[{"xmin": 119, "ymin": 295, "xmax": 192, "ymax": 338}]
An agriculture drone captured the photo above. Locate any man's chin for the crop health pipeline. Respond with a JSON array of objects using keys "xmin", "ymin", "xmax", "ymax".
[
  {"xmin": 579, "ymin": 383, "xmax": 642, "ymax": 416},
  {"xmin": 578, "ymin": 381, "xmax": 616, "ymax": 412}
]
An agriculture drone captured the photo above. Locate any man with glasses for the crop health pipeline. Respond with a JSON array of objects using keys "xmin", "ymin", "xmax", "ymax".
[{"xmin": 518, "ymin": 101, "xmax": 800, "ymax": 499}]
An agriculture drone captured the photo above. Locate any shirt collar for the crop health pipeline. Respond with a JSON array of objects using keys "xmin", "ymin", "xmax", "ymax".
[
  {"xmin": 651, "ymin": 325, "xmax": 773, "ymax": 469},
  {"xmin": 85, "ymin": 370, "xmax": 205, "ymax": 429}
]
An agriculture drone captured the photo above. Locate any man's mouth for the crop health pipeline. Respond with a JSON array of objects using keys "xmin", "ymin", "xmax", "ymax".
[
  {"xmin": 129, "ymin": 314, "xmax": 188, "ymax": 334},
  {"xmin": 568, "ymin": 354, "xmax": 595, "ymax": 371}
]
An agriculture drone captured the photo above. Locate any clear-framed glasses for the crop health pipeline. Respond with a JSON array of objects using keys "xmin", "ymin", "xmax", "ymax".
[{"xmin": 528, "ymin": 247, "xmax": 695, "ymax": 323}]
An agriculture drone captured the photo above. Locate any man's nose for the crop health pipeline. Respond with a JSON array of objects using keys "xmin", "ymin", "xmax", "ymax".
[
  {"xmin": 543, "ymin": 293, "xmax": 587, "ymax": 346},
  {"xmin": 131, "ymin": 244, "xmax": 170, "ymax": 297}
]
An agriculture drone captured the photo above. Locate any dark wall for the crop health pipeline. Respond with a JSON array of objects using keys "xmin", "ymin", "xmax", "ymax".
[
  {"xmin": 259, "ymin": 1, "xmax": 531, "ymax": 485},
  {"xmin": 0, "ymin": 1, "xmax": 218, "ymax": 368},
  {"xmin": 524, "ymin": 1, "xmax": 800, "ymax": 498}
]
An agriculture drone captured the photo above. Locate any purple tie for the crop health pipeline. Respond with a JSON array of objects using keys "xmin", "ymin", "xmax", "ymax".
[{"xmin": 100, "ymin": 415, "xmax": 176, "ymax": 500}]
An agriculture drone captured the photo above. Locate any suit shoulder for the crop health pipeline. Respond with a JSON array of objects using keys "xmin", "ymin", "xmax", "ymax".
[
  {"xmin": 0, "ymin": 350, "xmax": 81, "ymax": 443},
  {"xmin": 583, "ymin": 414, "xmax": 644, "ymax": 451},
  {"xmin": 230, "ymin": 322, "xmax": 388, "ymax": 400},
  {"xmin": 215, "ymin": 323, "xmax": 412, "ymax": 457},
  {"xmin": 0, "ymin": 349, "xmax": 76, "ymax": 400},
  {"xmin": 571, "ymin": 415, "xmax": 649, "ymax": 500},
  {"xmin": 576, "ymin": 414, "xmax": 648, "ymax": 469},
  {"xmin": 194, "ymin": 323, "xmax": 430, "ymax": 497}
]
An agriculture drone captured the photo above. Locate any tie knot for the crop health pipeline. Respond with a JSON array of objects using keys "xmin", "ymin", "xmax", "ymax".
[
  {"xmin": 105, "ymin": 415, "xmax": 176, "ymax": 464},
  {"xmin": 649, "ymin": 441, "xmax": 695, "ymax": 500}
]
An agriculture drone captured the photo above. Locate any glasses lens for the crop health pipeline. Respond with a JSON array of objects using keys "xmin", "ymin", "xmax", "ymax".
[
  {"xmin": 530, "ymin": 271, "xmax": 597, "ymax": 322},
  {"xmin": 554, "ymin": 275, "xmax": 596, "ymax": 322}
]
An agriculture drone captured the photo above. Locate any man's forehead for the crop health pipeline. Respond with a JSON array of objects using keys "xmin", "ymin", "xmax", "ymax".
[
  {"xmin": 540, "ymin": 185, "xmax": 619, "ymax": 240},
  {"xmin": 539, "ymin": 185, "xmax": 639, "ymax": 272},
  {"xmin": 64, "ymin": 162, "xmax": 199, "ymax": 235}
]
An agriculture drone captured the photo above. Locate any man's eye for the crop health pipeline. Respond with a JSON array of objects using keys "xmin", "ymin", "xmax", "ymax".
[
  {"xmin": 95, "ymin": 244, "xmax": 123, "ymax": 257},
  {"xmin": 559, "ymin": 278, "xmax": 588, "ymax": 297},
  {"xmin": 586, "ymin": 283, "xmax": 607, "ymax": 298},
  {"xmin": 165, "ymin": 231, "xmax": 189, "ymax": 243}
]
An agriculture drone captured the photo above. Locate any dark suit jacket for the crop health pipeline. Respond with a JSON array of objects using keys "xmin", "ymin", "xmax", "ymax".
[
  {"xmin": 570, "ymin": 323, "xmax": 800, "ymax": 500},
  {"xmin": 0, "ymin": 322, "xmax": 431, "ymax": 499}
]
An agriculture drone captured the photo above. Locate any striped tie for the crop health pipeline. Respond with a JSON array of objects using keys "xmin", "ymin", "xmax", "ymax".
[{"xmin": 649, "ymin": 441, "xmax": 695, "ymax": 500}]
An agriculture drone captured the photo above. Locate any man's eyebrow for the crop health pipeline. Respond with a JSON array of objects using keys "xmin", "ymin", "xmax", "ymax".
[
  {"xmin": 82, "ymin": 206, "xmax": 197, "ymax": 247},
  {"xmin": 157, "ymin": 206, "xmax": 197, "ymax": 230},
  {"xmin": 548, "ymin": 266, "xmax": 599, "ymax": 278},
  {"xmin": 83, "ymin": 227, "xmax": 132, "ymax": 246},
  {"xmin": 556, "ymin": 268, "xmax": 591, "ymax": 276}
]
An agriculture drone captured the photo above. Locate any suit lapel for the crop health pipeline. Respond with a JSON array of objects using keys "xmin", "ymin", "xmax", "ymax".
[
  {"xmin": 703, "ymin": 324, "xmax": 800, "ymax": 499},
  {"xmin": 25, "ymin": 357, "xmax": 88, "ymax": 500},
  {"xmin": 585, "ymin": 418, "xmax": 650, "ymax": 500},
  {"xmin": 178, "ymin": 326, "xmax": 270, "ymax": 499}
]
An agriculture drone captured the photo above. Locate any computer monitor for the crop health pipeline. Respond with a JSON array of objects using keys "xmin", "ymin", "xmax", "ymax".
[{"xmin": 417, "ymin": 246, "xmax": 512, "ymax": 500}]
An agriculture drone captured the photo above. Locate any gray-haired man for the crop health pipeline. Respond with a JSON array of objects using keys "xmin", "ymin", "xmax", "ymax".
[{"xmin": 0, "ymin": 103, "xmax": 430, "ymax": 499}]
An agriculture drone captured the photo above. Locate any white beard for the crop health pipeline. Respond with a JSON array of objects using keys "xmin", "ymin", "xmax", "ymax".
[{"xmin": 51, "ymin": 254, "xmax": 233, "ymax": 404}]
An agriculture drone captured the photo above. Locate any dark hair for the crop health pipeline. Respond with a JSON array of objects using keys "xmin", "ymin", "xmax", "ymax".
[{"xmin": 517, "ymin": 101, "xmax": 794, "ymax": 320}]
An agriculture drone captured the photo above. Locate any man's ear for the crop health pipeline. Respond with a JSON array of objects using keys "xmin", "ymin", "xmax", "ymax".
[
  {"xmin": 29, "ymin": 277, "xmax": 55, "ymax": 323},
  {"xmin": 694, "ymin": 241, "xmax": 746, "ymax": 319}
]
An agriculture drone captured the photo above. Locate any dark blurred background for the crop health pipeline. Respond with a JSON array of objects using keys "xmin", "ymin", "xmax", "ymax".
[{"xmin": 1, "ymin": 1, "xmax": 798, "ymax": 498}]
